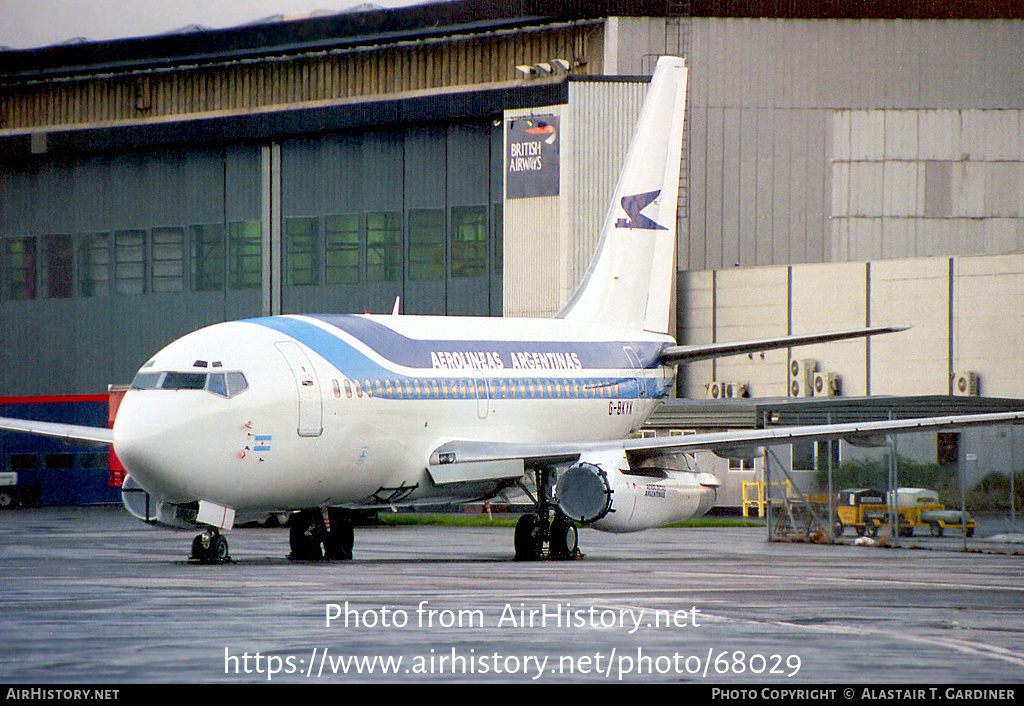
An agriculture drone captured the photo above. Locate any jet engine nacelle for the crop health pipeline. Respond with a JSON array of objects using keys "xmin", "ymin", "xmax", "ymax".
[{"xmin": 553, "ymin": 449, "xmax": 719, "ymax": 534}]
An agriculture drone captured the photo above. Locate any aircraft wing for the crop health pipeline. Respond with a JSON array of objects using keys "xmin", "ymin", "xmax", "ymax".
[
  {"xmin": 659, "ymin": 325, "xmax": 907, "ymax": 365},
  {"xmin": 427, "ymin": 410, "xmax": 1024, "ymax": 482},
  {"xmin": 0, "ymin": 417, "xmax": 112, "ymax": 446}
]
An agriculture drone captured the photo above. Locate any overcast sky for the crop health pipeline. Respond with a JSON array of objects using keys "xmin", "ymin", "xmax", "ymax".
[{"xmin": 0, "ymin": 0, "xmax": 427, "ymax": 50}]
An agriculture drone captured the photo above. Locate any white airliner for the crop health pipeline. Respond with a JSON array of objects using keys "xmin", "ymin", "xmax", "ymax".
[{"xmin": 2, "ymin": 57, "xmax": 1022, "ymax": 563}]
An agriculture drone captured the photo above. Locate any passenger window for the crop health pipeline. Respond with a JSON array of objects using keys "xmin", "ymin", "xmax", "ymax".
[{"xmin": 344, "ymin": 380, "xmax": 352, "ymax": 398}]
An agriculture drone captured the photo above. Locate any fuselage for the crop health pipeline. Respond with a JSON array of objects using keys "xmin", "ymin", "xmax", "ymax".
[{"xmin": 113, "ymin": 313, "xmax": 676, "ymax": 513}]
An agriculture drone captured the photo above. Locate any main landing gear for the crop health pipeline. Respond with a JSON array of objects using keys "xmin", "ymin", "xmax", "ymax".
[
  {"xmin": 514, "ymin": 467, "xmax": 582, "ymax": 561},
  {"xmin": 288, "ymin": 508, "xmax": 355, "ymax": 561},
  {"xmin": 190, "ymin": 527, "xmax": 230, "ymax": 564}
]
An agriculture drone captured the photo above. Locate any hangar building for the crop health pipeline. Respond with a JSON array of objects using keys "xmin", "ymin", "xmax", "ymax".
[{"xmin": 2, "ymin": 0, "xmax": 1023, "ymax": 506}]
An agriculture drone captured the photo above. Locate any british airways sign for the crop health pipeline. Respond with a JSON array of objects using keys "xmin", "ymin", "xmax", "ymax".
[{"xmin": 506, "ymin": 116, "xmax": 560, "ymax": 199}]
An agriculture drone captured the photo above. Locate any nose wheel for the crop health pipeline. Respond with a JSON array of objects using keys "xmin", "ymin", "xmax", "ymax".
[{"xmin": 190, "ymin": 528, "xmax": 230, "ymax": 564}]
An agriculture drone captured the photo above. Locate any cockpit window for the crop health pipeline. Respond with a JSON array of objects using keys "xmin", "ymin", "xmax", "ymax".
[
  {"xmin": 207, "ymin": 373, "xmax": 227, "ymax": 397},
  {"xmin": 131, "ymin": 371, "xmax": 163, "ymax": 389},
  {"xmin": 226, "ymin": 372, "xmax": 249, "ymax": 397},
  {"xmin": 131, "ymin": 370, "xmax": 249, "ymax": 398},
  {"xmin": 162, "ymin": 372, "xmax": 207, "ymax": 390}
]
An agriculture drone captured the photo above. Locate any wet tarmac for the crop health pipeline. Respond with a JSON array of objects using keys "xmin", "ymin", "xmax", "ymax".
[{"xmin": 1, "ymin": 505, "xmax": 1022, "ymax": 684}]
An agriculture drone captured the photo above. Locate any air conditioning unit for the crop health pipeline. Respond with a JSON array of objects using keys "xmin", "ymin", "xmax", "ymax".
[
  {"xmin": 813, "ymin": 372, "xmax": 841, "ymax": 397},
  {"xmin": 723, "ymin": 382, "xmax": 747, "ymax": 399},
  {"xmin": 706, "ymin": 381, "xmax": 747, "ymax": 399},
  {"xmin": 789, "ymin": 358, "xmax": 817, "ymax": 397},
  {"xmin": 953, "ymin": 371, "xmax": 979, "ymax": 396}
]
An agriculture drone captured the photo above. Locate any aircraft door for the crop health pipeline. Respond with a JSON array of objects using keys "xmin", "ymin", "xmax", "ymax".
[
  {"xmin": 275, "ymin": 341, "xmax": 324, "ymax": 437},
  {"xmin": 474, "ymin": 368, "xmax": 489, "ymax": 419}
]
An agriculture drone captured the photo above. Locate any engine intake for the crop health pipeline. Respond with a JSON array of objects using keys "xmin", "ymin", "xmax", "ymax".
[{"xmin": 554, "ymin": 463, "xmax": 613, "ymax": 524}]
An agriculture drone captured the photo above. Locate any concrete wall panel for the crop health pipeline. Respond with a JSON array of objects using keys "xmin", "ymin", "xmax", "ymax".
[
  {"xmin": 953, "ymin": 254, "xmax": 1024, "ymax": 398},
  {"xmin": 869, "ymin": 258, "xmax": 949, "ymax": 395},
  {"xmin": 791, "ymin": 261, "xmax": 869, "ymax": 397},
  {"xmin": 713, "ymin": 267, "xmax": 789, "ymax": 396}
]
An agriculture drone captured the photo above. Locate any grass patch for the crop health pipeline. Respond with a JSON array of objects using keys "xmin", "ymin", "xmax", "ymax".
[{"xmin": 664, "ymin": 518, "xmax": 764, "ymax": 529}]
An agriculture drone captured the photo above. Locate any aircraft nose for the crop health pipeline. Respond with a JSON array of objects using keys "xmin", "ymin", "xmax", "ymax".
[{"xmin": 113, "ymin": 393, "xmax": 197, "ymax": 503}]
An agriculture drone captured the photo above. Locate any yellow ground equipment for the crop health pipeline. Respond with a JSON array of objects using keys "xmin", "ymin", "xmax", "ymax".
[
  {"xmin": 835, "ymin": 487, "xmax": 976, "ymax": 538},
  {"xmin": 887, "ymin": 487, "xmax": 977, "ymax": 537},
  {"xmin": 835, "ymin": 488, "xmax": 888, "ymax": 537}
]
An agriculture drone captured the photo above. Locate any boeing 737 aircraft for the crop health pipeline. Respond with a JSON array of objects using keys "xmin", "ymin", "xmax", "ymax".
[{"xmin": 2, "ymin": 57, "xmax": 1022, "ymax": 563}]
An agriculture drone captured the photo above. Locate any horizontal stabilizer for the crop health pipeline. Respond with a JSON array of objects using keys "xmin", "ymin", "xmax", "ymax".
[{"xmin": 659, "ymin": 325, "xmax": 908, "ymax": 365}]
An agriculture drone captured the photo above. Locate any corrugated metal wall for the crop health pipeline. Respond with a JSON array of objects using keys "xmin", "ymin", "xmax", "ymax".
[
  {"xmin": 831, "ymin": 108, "xmax": 1024, "ymax": 261},
  {"xmin": 681, "ymin": 18, "xmax": 1024, "ymax": 271},
  {"xmin": 278, "ymin": 122, "xmax": 503, "ymax": 318},
  {"xmin": 0, "ymin": 147, "xmax": 263, "ymax": 395},
  {"xmin": 1, "ymin": 25, "xmax": 600, "ymax": 131},
  {"xmin": 0, "ymin": 119, "xmax": 504, "ymax": 396},
  {"xmin": 503, "ymin": 78, "xmax": 647, "ymax": 318}
]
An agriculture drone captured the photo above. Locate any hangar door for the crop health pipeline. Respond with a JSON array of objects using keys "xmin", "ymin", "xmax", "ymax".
[{"xmin": 278, "ymin": 121, "xmax": 503, "ymax": 318}]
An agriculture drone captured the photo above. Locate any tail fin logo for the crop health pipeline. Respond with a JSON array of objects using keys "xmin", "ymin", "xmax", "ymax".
[{"xmin": 614, "ymin": 190, "xmax": 667, "ymax": 230}]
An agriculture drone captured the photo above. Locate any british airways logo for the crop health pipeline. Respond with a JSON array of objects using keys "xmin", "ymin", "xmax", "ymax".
[{"xmin": 615, "ymin": 190, "xmax": 667, "ymax": 230}]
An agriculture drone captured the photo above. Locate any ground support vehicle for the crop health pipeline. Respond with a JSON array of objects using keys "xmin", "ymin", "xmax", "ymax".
[
  {"xmin": 886, "ymin": 488, "xmax": 976, "ymax": 537},
  {"xmin": 835, "ymin": 487, "xmax": 976, "ymax": 538}
]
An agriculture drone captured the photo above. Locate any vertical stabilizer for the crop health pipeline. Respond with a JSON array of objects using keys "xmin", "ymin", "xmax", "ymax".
[{"xmin": 558, "ymin": 56, "xmax": 687, "ymax": 334}]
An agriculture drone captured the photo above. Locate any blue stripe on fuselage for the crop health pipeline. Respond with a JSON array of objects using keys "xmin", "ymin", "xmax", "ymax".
[
  {"xmin": 250, "ymin": 315, "xmax": 665, "ymax": 370},
  {"xmin": 307, "ymin": 314, "xmax": 666, "ymax": 371},
  {"xmin": 245, "ymin": 315, "xmax": 671, "ymax": 399}
]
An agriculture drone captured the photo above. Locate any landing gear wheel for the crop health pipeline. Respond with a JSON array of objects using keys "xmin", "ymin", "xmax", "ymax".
[
  {"xmin": 548, "ymin": 513, "xmax": 578, "ymax": 559},
  {"xmin": 324, "ymin": 509, "xmax": 354, "ymax": 561},
  {"xmin": 288, "ymin": 511, "xmax": 324, "ymax": 560},
  {"xmin": 190, "ymin": 528, "xmax": 230, "ymax": 564},
  {"xmin": 212, "ymin": 533, "xmax": 229, "ymax": 562},
  {"xmin": 514, "ymin": 513, "xmax": 543, "ymax": 561}
]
